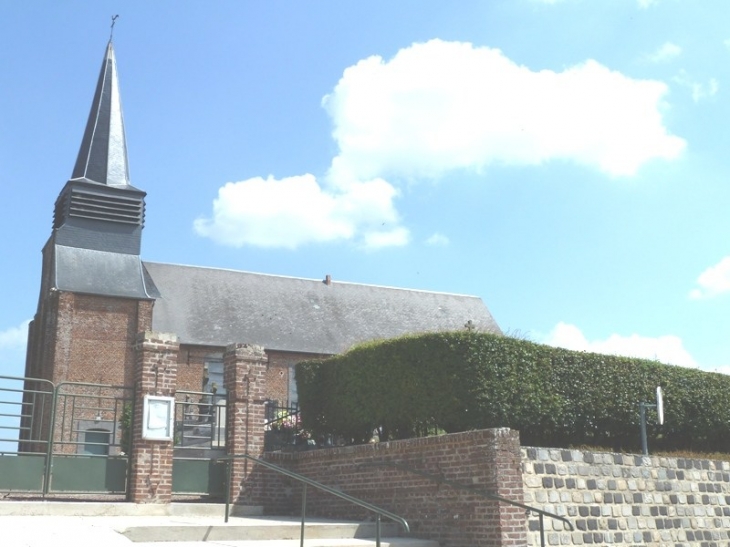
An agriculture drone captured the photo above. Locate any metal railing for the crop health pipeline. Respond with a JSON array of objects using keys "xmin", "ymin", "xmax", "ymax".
[
  {"xmin": 361, "ymin": 461, "xmax": 573, "ymax": 547},
  {"xmin": 175, "ymin": 390, "xmax": 227, "ymax": 451},
  {"xmin": 0, "ymin": 375, "xmax": 54, "ymax": 456},
  {"xmin": 216, "ymin": 453, "xmax": 409, "ymax": 547}
]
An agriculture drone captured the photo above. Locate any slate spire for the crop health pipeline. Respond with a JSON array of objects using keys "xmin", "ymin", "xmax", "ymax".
[
  {"xmin": 70, "ymin": 39, "xmax": 130, "ymax": 187},
  {"xmin": 44, "ymin": 38, "xmax": 150, "ymax": 300}
]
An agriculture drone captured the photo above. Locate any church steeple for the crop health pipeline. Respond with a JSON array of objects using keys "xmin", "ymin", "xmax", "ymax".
[
  {"xmin": 70, "ymin": 40, "xmax": 131, "ymax": 187},
  {"xmin": 39, "ymin": 38, "xmax": 151, "ymax": 300},
  {"xmin": 52, "ymin": 38, "xmax": 145, "ymax": 252}
]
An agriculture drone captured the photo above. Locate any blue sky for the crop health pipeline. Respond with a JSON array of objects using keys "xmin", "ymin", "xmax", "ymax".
[{"xmin": 1, "ymin": 0, "xmax": 729, "ymax": 377}]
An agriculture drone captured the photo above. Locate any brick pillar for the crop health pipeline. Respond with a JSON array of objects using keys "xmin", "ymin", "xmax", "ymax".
[
  {"xmin": 491, "ymin": 428, "xmax": 528, "ymax": 547},
  {"xmin": 128, "ymin": 331, "xmax": 179, "ymax": 503},
  {"xmin": 223, "ymin": 343, "xmax": 267, "ymax": 505}
]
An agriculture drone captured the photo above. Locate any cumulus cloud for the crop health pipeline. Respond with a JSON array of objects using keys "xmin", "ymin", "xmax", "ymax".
[
  {"xmin": 689, "ymin": 256, "xmax": 730, "ymax": 300},
  {"xmin": 198, "ymin": 39, "xmax": 685, "ymax": 249},
  {"xmin": 542, "ymin": 322, "xmax": 697, "ymax": 368},
  {"xmin": 324, "ymin": 40, "xmax": 685, "ymax": 180},
  {"xmin": 673, "ymin": 70, "xmax": 719, "ymax": 102},
  {"xmin": 194, "ymin": 175, "xmax": 406, "ymax": 250},
  {"xmin": 645, "ymin": 42, "xmax": 682, "ymax": 63},
  {"xmin": 638, "ymin": 0, "xmax": 659, "ymax": 8},
  {"xmin": 425, "ymin": 233, "xmax": 450, "ymax": 246}
]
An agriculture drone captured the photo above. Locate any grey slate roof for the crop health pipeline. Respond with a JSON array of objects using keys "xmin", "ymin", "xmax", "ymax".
[
  {"xmin": 54, "ymin": 245, "xmax": 153, "ymax": 299},
  {"xmin": 70, "ymin": 40, "xmax": 132, "ymax": 188},
  {"xmin": 144, "ymin": 261, "xmax": 501, "ymax": 355}
]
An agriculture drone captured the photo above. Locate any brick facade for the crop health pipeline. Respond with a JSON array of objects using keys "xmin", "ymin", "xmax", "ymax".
[
  {"xmin": 266, "ymin": 350, "xmax": 327, "ymax": 405},
  {"xmin": 176, "ymin": 345, "xmax": 220, "ymax": 393},
  {"xmin": 25, "ymin": 291, "xmax": 153, "ymax": 388},
  {"xmin": 263, "ymin": 428, "xmax": 527, "ymax": 547}
]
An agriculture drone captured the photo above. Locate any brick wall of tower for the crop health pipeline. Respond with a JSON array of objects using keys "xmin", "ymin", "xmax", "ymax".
[{"xmin": 26, "ymin": 292, "xmax": 153, "ymax": 388}]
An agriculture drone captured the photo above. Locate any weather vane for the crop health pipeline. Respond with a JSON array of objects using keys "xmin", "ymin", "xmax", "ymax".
[{"xmin": 110, "ymin": 14, "xmax": 119, "ymax": 40}]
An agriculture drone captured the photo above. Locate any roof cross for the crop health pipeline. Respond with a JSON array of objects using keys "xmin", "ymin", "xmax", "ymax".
[{"xmin": 110, "ymin": 14, "xmax": 119, "ymax": 40}]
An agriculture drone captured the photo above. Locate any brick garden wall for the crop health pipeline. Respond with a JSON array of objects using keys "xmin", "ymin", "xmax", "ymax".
[
  {"xmin": 522, "ymin": 447, "xmax": 730, "ymax": 546},
  {"xmin": 262, "ymin": 428, "xmax": 526, "ymax": 547}
]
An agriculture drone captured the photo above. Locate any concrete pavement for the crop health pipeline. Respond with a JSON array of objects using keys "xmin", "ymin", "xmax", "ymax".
[{"xmin": 0, "ymin": 502, "xmax": 438, "ymax": 547}]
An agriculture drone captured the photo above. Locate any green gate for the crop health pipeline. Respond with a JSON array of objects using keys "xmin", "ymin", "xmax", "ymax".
[
  {"xmin": 172, "ymin": 390, "xmax": 227, "ymax": 497},
  {"xmin": 47, "ymin": 382, "xmax": 133, "ymax": 494},
  {"xmin": 0, "ymin": 375, "xmax": 54, "ymax": 492},
  {"xmin": 1, "ymin": 377, "xmax": 228, "ymax": 497},
  {"xmin": 0, "ymin": 375, "xmax": 132, "ymax": 495}
]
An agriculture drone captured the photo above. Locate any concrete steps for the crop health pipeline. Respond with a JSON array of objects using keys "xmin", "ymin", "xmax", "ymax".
[
  {"xmin": 0, "ymin": 501, "xmax": 438, "ymax": 547},
  {"xmin": 0, "ymin": 500, "xmax": 262, "ymax": 517},
  {"xmin": 119, "ymin": 517, "xmax": 413, "ymax": 544}
]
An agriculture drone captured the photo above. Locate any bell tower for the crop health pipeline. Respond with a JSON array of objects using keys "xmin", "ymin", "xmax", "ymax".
[{"xmin": 25, "ymin": 40, "xmax": 154, "ymax": 387}]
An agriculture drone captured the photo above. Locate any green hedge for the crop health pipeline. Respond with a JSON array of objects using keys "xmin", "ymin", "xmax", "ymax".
[{"xmin": 296, "ymin": 331, "xmax": 730, "ymax": 451}]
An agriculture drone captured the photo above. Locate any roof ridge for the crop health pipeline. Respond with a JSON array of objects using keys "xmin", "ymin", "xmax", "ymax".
[{"xmin": 142, "ymin": 260, "xmax": 480, "ymax": 298}]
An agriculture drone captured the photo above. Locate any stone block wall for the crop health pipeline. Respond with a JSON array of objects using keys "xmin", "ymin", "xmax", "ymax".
[
  {"xmin": 522, "ymin": 447, "xmax": 730, "ymax": 546},
  {"xmin": 263, "ymin": 428, "xmax": 526, "ymax": 547}
]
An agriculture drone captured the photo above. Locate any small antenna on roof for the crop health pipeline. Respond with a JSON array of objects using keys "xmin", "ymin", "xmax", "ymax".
[{"xmin": 110, "ymin": 14, "xmax": 119, "ymax": 40}]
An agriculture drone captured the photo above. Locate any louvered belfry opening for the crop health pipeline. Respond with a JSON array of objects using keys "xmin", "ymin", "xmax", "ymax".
[{"xmin": 53, "ymin": 183, "xmax": 145, "ymax": 229}]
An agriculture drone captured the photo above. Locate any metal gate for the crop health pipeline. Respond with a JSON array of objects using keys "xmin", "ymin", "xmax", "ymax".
[
  {"xmin": 171, "ymin": 390, "xmax": 227, "ymax": 497},
  {"xmin": 0, "ymin": 375, "xmax": 132, "ymax": 495},
  {"xmin": 0, "ymin": 375, "xmax": 54, "ymax": 491},
  {"xmin": 49, "ymin": 381, "xmax": 132, "ymax": 494}
]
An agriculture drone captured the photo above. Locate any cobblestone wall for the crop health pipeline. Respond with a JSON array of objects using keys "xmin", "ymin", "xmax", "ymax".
[{"xmin": 522, "ymin": 447, "xmax": 730, "ymax": 546}]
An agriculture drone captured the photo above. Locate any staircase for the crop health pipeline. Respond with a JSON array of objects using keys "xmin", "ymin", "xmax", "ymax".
[{"xmin": 1, "ymin": 502, "xmax": 439, "ymax": 547}]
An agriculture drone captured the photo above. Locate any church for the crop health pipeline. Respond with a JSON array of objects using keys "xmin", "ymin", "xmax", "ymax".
[{"xmin": 24, "ymin": 39, "xmax": 502, "ymax": 408}]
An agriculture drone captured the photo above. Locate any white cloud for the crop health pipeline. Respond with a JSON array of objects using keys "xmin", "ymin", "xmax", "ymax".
[
  {"xmin": 689, "ymin": 256, "xmax": 730, "ymax": 300},
  {"xmin": 542, "ymin": 322, "xmax": 698, "ymax": 368},
  {"xmin": 425, "ymin": 233, "xmax": 450, "ymax": 246},
  {"xmin": 198, "ymin": 39, "xmax": 685, "ymax": 250},
  {"xmin": 673, "ymin": 70, "xmax": 719, "ymax": 102},
  {"xmin": 194, "ymin": 174, "xmax": 407, "ymax": 250},
  {"xmin": 638, "ymin": 0, "xmax": 659, "ymax": 8},
  {"xmin": 0, "ymin": 320, "xmax": 29, "ymax": 369},
  {"xmin": 324, "ymin": 39, "xmax": 685, "ymax": 180},
  {"xmin": 646, "ymin": 42, "xmax": 682, "ymax": 63}
]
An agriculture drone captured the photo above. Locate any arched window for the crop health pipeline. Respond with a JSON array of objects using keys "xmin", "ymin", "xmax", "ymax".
[{"xmin": 83, "ymin": 428, "xmax": 110, "ymax": 455}]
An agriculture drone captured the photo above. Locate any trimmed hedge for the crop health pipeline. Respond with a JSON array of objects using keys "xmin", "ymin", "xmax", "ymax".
[{"xmin": 296, "ymin": 331, "xmax": 730, "ymax": 451}]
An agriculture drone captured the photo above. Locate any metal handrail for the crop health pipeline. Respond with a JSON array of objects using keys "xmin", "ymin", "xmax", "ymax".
[
  {"xmin": 361, "ymin": 461, "xmax": 573, "ymax": 547},
  {"xmin": 216, "ymin": 453, "xmax": 410, "ymax": 547}
]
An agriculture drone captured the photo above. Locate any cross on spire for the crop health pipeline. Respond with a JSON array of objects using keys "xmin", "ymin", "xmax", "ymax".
[{"xmin": 110, "ymin": 14, "xmax": 119, "ymax": 40}]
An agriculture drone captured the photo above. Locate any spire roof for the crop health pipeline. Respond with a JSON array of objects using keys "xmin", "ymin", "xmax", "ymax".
[{"xmin": 70, "ymin": 40, "xmax": 131, "ymax": 187}]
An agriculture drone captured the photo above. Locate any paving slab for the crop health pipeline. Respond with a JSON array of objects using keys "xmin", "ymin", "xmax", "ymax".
[
  {"xmin": 1, "ymin": 515, "xmax": 434, "ymax": 547},
  {"xmin": 0, "ymin": 502, "xmax": 436, "ymax": 547}
]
